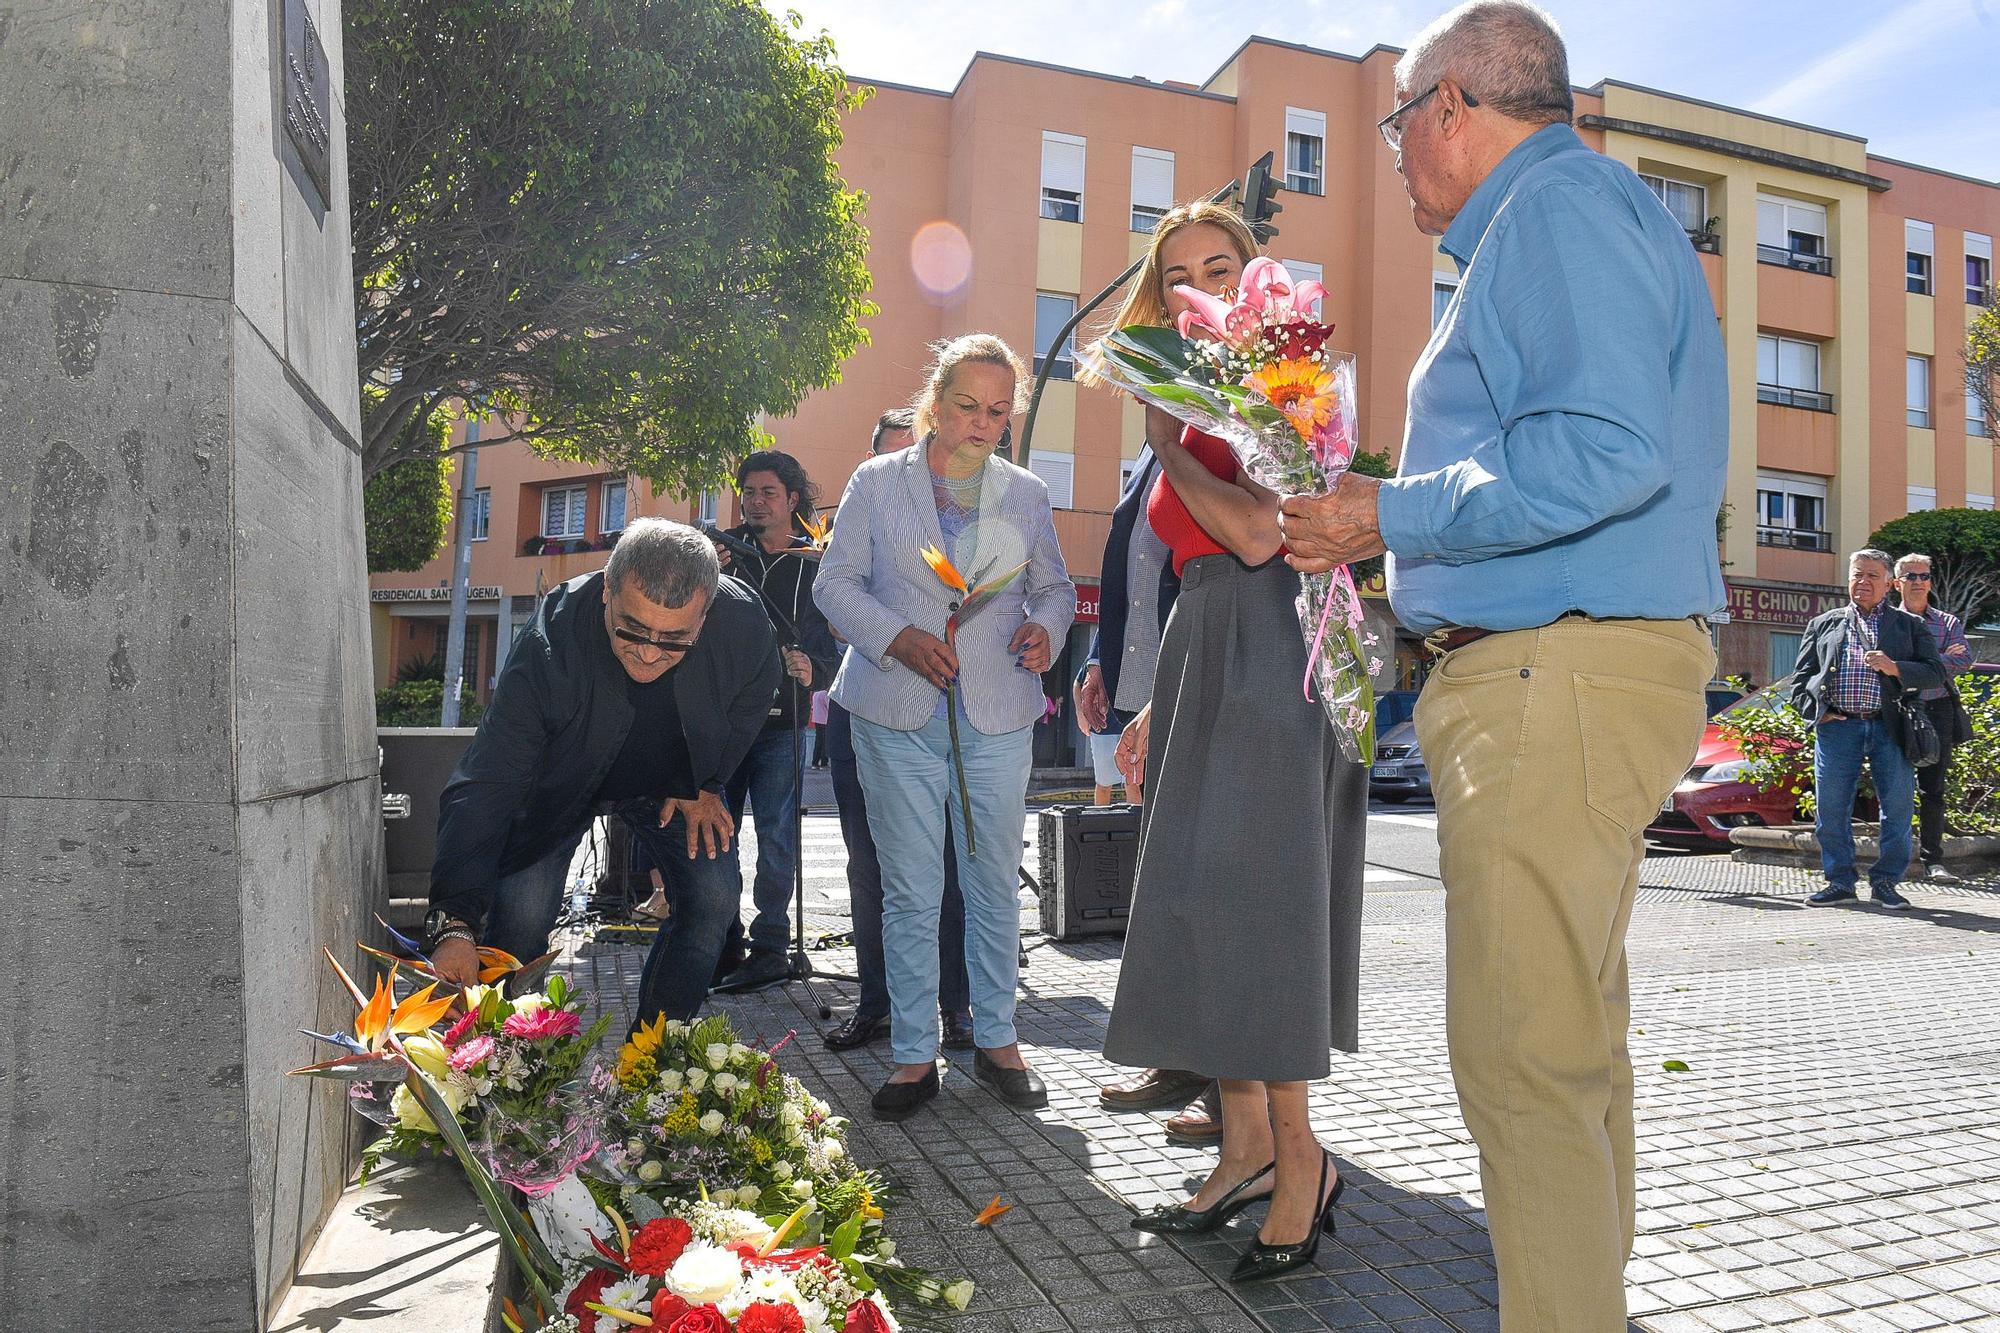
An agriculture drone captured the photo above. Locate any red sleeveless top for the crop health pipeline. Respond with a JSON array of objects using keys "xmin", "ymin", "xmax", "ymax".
[{"xmin": 1145, "ymin": 427, "xmax": 1282, "ymax": 575}]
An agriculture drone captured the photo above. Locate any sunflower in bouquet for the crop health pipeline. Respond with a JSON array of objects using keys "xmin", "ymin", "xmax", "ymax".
[{"xmin": 600, "ymin": 1015, "xmax": 885, "ymax": 1239}]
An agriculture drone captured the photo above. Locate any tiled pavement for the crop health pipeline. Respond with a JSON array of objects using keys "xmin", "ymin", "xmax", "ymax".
[{"xmin": 560, "ymin": 812, "xmax": 2000, "ymax": 1332}]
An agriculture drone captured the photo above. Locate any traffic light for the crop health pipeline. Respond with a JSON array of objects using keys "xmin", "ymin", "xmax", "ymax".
[{"xmin": 1242, "ymin": 150, "xmax": 1283, "ymax": 241}]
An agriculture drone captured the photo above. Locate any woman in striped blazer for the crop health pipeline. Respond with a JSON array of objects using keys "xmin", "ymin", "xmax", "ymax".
[{"xmin": 814, "ymin": 333, "xmax": 1075, "ymax": 1121}]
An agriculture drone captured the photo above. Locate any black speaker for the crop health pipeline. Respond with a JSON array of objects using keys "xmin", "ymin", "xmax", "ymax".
[{"xmin": 1035, "ymin": 804, "xmax": 1141, "ymax": 940}]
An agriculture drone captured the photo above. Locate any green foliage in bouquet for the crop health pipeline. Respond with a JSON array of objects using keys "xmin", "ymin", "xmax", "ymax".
[{"xmin": 604, "ymin": 1013, "xmax": 888, "ymax": 1243}]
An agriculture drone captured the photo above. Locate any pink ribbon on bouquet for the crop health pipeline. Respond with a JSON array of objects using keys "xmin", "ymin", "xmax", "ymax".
[{"xmin": 1303, "ymin": 565, "xmax": 1364, "ymax": 703}]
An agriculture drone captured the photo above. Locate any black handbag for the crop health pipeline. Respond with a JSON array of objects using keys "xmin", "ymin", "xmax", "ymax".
[{"xmin": 1904, "ymin": 700, "xmax": 1943, "ymax": 768}]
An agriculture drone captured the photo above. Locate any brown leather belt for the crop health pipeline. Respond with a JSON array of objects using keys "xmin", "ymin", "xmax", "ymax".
[{"xmin": 1425, "ymin": 612, "xmax": 1710, "ymax": 658}]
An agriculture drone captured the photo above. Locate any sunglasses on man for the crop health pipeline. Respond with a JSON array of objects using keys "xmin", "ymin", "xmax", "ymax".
[{"xmin": 613, "ymin": 625, "xmax": 700, "ymax": 654}]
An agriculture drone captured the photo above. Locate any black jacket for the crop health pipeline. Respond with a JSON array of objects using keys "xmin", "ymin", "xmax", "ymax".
[
  {"xmin": 1086, "ymin": 447, "xmax": 1181, "ymax": 709},
  {"xmin": 1789, "ymin": 602, "xmax": 1946, "ymax": 746},
  {"xmin": 429, "ymin": 570, "xmax": 781, "ymax": 928},
  {"xmin": 722, "ymin": 526, "xmax": 841, "ymax": 731}
]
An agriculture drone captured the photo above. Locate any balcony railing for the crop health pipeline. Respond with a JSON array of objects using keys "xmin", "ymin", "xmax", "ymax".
[
  {"xmin": 1757, "ymin": 243, "xmax": 1833, "ymax": 276},
  {"xmin": 1757, "ymin": 525, "xmax": 1833, "ymax": 552},
  {"xmin": 1757, "ymin": 383, "xmax": 1834, "ymax": 413}
]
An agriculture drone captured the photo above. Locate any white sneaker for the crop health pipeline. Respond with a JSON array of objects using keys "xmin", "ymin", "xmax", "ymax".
[{"xmin": 1924, "ymin": 863, "xmax": 1961, "ymax": 885}]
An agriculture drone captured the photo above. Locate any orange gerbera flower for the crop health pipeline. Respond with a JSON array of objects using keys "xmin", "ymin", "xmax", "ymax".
[{"xmin": 1244, "ymin": 357, "xmax": 1339, "ymax": 441}]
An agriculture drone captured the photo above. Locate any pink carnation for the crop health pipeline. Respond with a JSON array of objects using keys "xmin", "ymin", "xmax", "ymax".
[
  {"xmin": 448, "ymin": 1034, "xmax": 495, "ymax": 1071},
  {"xmin": 441, "ymin": 1010, "xmax": 480, "ymax": 1048},
  {"xmin": 501, "ymin": 1008, "xmax": 581, "ymax": 1041}
]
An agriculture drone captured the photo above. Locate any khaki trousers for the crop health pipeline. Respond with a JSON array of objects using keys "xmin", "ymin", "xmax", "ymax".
[{"xmin": 1415, "ymin": 617, "xmax": 1713, "ymax": 1332}]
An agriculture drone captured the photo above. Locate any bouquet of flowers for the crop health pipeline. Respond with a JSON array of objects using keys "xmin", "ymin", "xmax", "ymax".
[
  {"xmin": 352, "ymin": 973, "xmax": 612, "ymax": 1191},
  {"xmin": 1087, "ymin": 257, "xmax": 1378, "ymax": 762},
  {"xmin": 550, "ymin": 1196, "xmax": 924, "ymax": 1333},
  {"xmin": 597, "ymin": 1014, "xmax": 887, "ymax": 1240}
]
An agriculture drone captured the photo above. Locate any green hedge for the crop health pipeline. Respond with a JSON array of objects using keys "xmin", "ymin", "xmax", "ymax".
[{"xmin": 375, "ymin": 678, "xmax": 485, "ymax": 728}]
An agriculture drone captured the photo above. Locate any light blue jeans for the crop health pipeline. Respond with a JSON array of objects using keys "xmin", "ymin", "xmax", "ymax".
[{"xmin": 852, "ymin": 713, "xmax": 1033, "ymax": 1064}]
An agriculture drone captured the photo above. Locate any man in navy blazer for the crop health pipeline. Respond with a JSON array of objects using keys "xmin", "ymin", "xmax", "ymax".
[{"xmin": 1073, "ymin": 447, "xmax": 1213, "ymax": 1132}]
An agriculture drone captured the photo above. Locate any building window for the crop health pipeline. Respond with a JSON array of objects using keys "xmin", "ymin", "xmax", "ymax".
[
  {"xmin": 1029, "ymin": 450, "xmax": 1075, "ymax": 509},
  {"xmin": 1969, "ymin": 232, "xmax": 1994, "ymax": 306},
  {"xmin": 1907, "ymin": 486, "xmax": 1938, "ymax": 514},
  {"xmin": 1755, "ymin": 195, "xmax": 1831, "ymax": 274},
  {"xmin": 1284, "ymin": 107, "xmax": 1325, "ymax": 195},
  {"xmin": 1768, "ymin": 632, "xmax": 1804, "ymax": 686},
  {"xmin": 1971, "ymin": 378, "xmax": 1991, "ymax": 439},
  {"xmin": 1640, "ymin": 173, "xmax": 1711, "ymax": 247},
  {"xmin": 1755, "ymin": 333, "xmax": 1830, "ymax": 412},
  {"xmin": 1282, "ymin": 259, "xmax": 1323, "ymax": 317},
  {"xmin": 1034, "ymin": 293, "xmax": 1077, "ymax": 380},
  {"xmin": 1119, "ymin": 459, "xmax": 1138, "ymax": 492},
  {"xmin": 1130, "ymin": 146, "xmax": 1174, "ymax": 233},
  {"xmin": 602, "ymin": 479, "xmax": 628, "ymax": 534},
  {"xmin": 1907, "ymin": 355, "xmax": 1932, "ymax": 429},
  {"xmin": 542, "ymin": 484, "xmax": 587, "ymax": 539},
  {"xmin": 1756, "ymin": 471, "xmax": 1830, "ymax": 551},
  {"xmin": 1432, "ymin": 273, "xmax": 1461, "ymax": 329},
  {"xmin": 468, "ymin": 487, "xmax": 490, "ymax": 542},
  {"xmin": 1906, "ymin": 220, "xmax": 1934, "ymax": 296},
  {"xmin": 1040, "ymin": 131, "xmax": 1084, "ymax": 222},
  {"xmin": 1970, "ymin": 493, "xmax": 1995, "ymax": 511},
  {"xmin": 698, "ymin": 488, "xmax": 723, "ymax": 526}
]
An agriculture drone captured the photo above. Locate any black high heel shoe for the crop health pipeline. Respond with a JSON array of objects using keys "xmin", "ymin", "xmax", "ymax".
[
  {"xmin": 1228, "ymin": 1153, "xmax": 1344, "ymax": 1282},
  {"xmin": 1130, "ymin": 1161, "xmax": 1276, "ymax": 1234}
]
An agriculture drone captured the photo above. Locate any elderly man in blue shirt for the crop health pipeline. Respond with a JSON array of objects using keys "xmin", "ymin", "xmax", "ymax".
[{"xmin": 1277, "ymin": 2, "xmax": 1726, "ymax": 1326}]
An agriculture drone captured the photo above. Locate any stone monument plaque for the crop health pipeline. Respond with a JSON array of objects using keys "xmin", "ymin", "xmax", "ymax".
[{"xmin": 283, "ymin": 0, "xmax": 333, "ymax": 203}]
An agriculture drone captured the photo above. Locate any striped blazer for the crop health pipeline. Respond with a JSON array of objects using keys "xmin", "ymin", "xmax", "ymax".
[{"xmin": 815, "ymin": 443, "xmax": 1075, "ymax": 735}]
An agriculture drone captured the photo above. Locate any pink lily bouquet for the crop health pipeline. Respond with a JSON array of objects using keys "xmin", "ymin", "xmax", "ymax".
[{"xmin": 1088, "ymin": 257, "xmax": 1375, "ymax": 763}]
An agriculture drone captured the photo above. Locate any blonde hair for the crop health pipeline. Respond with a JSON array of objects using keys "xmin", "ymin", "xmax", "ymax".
[
  {"xmin": 1080, "ymin": 200, "xmax": 1261, "ymax": 384},
  {"xmin": 910, "ymin": 333, "xmax": 1030, "ymax": 437}
]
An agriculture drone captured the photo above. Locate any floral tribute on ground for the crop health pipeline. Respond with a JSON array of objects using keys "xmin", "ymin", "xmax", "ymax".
[
  {"xmin": 291, "ymin": 946, "xmax": 971, "ymax": 1333},
  {"xmin": 1087, "ymin": 256, "xmax": 1378, "ymax": 762}
]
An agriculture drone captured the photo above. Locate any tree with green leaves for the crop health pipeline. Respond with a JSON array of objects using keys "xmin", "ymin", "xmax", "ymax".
[
  {"xmin": 1870, "ymin": 508, "xmax": 2000, "ymax": 629},
  {"xmin": 346, "ymin": 0, "xmax": 875, "ymax": 502},
  {"xmin": 1969, "ymin": 293, "xmax": 1998, "ymax": 436}
]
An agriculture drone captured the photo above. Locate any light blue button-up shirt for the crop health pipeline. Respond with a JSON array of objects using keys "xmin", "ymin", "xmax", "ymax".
[{"xmin": 1378, "ymin": 124, "xmax": 1728, "ymax": 635}]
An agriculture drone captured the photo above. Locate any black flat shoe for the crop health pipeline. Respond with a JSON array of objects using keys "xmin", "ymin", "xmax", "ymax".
[
  {"xmin": 870, "ymin": 1066, "xmax": 939, "ymax": 1122},
  {"xmin": 1131, "ymin": 1161, "xmax": 1275, "ymax": 1234},
  {"xmin": 940, "ymin": 1012, "xmax": 975, "ymax": 1051},
  {"xmin": 972, "ymin": 1049, "xmax": 1049, "ymax": 1109},
  {"xmin": 1229, "ymin": 1154, "xmax": 1344, "ymax": 1283},
  {"xmin": 824, "ymin": 1013, "xmax": 890, "ymax": 1051},
  {"xmin": 713, "ymin": 950, "xmax": 791, "ymax": 994}
]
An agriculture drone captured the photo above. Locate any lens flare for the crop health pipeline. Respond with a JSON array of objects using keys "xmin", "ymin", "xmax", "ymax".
[{"xmin": 910, "ymin": 220, "xmax": 973, "ymax": 300}]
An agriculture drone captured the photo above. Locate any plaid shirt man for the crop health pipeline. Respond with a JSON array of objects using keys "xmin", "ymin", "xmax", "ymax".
[{"xmin": 1826, "ymin": 604, "xmax": 1886, "ymax": 716}]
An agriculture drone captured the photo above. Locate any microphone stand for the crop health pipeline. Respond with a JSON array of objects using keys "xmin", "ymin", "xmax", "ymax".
[{"xmin": 704, "ymin": 525, "xmax": 855, "ymax": 1020}]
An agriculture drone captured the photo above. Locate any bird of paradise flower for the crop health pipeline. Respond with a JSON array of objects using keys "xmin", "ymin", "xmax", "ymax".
[{"xmin": 919, "ymin": 543, "xmax": 1027, "ymax": 857}]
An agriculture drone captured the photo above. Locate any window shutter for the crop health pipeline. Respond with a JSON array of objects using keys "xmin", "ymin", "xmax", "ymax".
[
  {"xmin": 1906, "ymin": 219, "xmax": 1934, "ymax": 257},
  {"xmin": 1968, "ymin": 232, "xmax": 1994, "ymax": 264},
  {"xmin": 1284, "ymin": 107, "xmax": 1326, "ymax": 141},
  {"xmin": 1029, "ymin": 451, "xmax": 1075, "ymax": 509},
  {"xmin": 1130, "ymin": 147, "xmax": 1174, "ymax": 213},
  {"xmin": 1041, "ymin": 132, "xmax": 1085, "ymax": 195}
]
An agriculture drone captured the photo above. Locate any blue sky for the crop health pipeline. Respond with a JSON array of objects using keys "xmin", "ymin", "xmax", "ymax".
[{"xmin": 764, "ymin": 0, "xmax": 1998, "ymax": 181}]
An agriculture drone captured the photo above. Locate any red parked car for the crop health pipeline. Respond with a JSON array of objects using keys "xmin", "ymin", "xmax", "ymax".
[{"xmin": 1647, "ymin": 682, "xmax": 1801, "ymax": 849}]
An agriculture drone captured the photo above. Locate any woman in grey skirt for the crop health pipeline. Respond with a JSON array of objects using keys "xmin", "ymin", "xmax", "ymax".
[{"xmin": 1094, "ymin": 200, "xmax": 1368, "ymax": 1283}]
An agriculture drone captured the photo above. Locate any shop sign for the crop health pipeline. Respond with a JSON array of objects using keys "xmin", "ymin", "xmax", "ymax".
[
  {"xmin": 1074, "ymin": 586, "xmax": 1100, "ymax": 623},
  {"xmin": 1725, "ymin": 582, "xmax": 1845, "ymax": 627},
  {"xmin": 371, "ymin": 586, "xmax": 505, "ymax": 603}
]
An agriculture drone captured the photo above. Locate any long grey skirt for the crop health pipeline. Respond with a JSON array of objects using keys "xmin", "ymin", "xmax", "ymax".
[{"xmin": 1102, "ymin": 553, "xmax": 1367, "ymax": 1082}]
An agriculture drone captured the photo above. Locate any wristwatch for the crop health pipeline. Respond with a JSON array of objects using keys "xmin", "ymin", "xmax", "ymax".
[{"xmin": 422, "ymin": 907, "xmax": 478, "ymax": 953}]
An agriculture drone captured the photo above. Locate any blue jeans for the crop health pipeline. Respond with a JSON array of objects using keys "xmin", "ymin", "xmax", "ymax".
[
  {"xmin": 829, "ymin": 705, "xmax": 971, "ymax": 1024},
  {"xmin": 852, "ymin": 713, "xmax": 1032, "ymax": 1065},
  {"xmin": 1815, "ymin": 717, "xmax": 1917, "ymax": 891},
  {"xmin": 479, "ymin": 813, "xmax": 738, "ymax": 1025},
  {"xmin": 722, "ymin": 726, "xmax": 802, "ymax": 957}
]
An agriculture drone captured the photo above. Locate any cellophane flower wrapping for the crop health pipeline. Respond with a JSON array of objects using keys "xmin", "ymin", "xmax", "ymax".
[{"xmin": 1085, "ymin": 258, "xmax": 1376, "ymax": 762}]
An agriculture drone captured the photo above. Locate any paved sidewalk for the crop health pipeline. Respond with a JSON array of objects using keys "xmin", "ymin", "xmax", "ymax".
[{"xmin": 561, "ymin": 817, "xmax": 2000, "ymax": 1332}]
